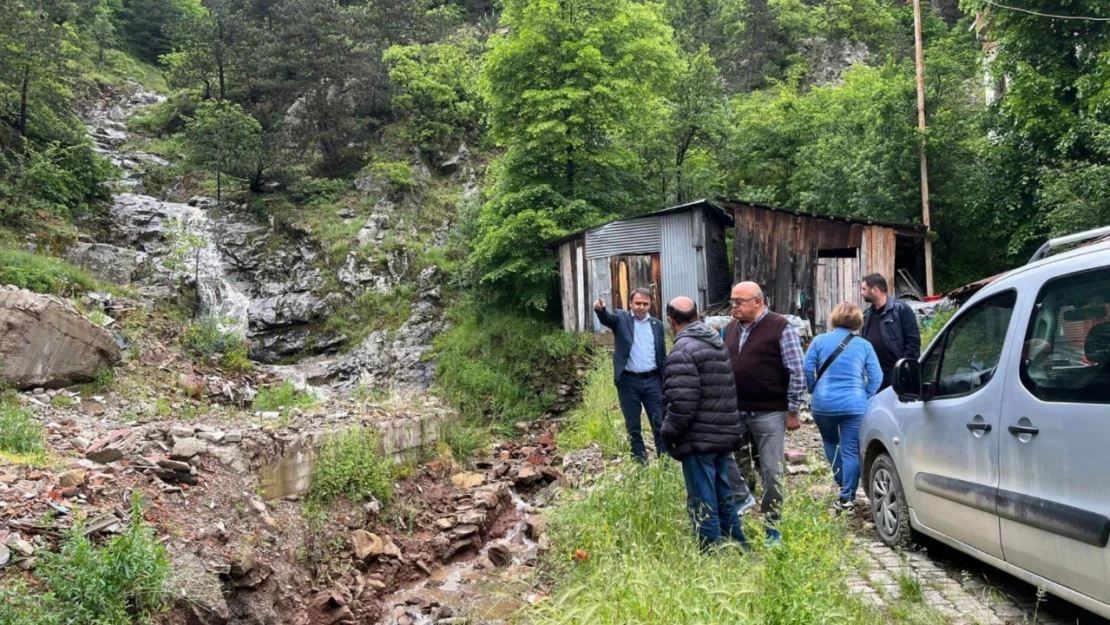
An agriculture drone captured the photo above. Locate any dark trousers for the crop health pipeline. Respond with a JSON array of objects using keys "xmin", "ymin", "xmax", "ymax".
[
  {"xmin": 616, "ymin": 373, "xmax": 664, "ymax": 463},
  {"xmin": 680, "ymin": 452, "xmax": 748, "ymax": 549},
  {"xmin": 732, "ymin": 429, "xmax": 761, "ymax": 498}
]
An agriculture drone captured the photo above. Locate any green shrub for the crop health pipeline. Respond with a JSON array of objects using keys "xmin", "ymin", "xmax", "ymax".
[
  {"xmin": 37, "ymin": 491, "xmax": 169, "ymax": 625},
  {"xmin": 308, "ymin": 428, "xmax": 394, "ymax": 506},
  {"xmin": 0, "ymin": 397, "xmax": 46, "ymax": 460},
  {"xmin": 182, "ymin": 318, "xmax": 252, "ymax": 371},
  {"xmin": 50, "ymin": 395, "xmax": 74, "ymax": 408},
  {"xmin": 434, "ymin": 303, "xmax": 589, "ymax": 427},
  {"xmin": 288, "ymin": 177, "xmax": 349, "ymax": 207},
  {"xmin": 252, "ymin": 381, "xmax": 317, "ymax": 415},
  {"xmin": 0, "ymin": 579, "xmax": 60, "ymax": 625},
  {"xmin": 366, "ymin": 160, "xmax": 416, "ymax": 193},
  {"xmin": 0, "ymin": 142, "xmax": 114, "ymax": 226},
  {"xmin": 0, "ymin": 248, "xmax": 100, "ymax": 297},
  {"xmin": 920, "ymin": 305, "xmax": 957, "ymax": 350}
]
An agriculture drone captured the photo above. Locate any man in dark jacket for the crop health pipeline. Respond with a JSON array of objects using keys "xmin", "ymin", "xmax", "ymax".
[
  {"xmin": 661, "ymin": 296, "xmax": 748, "ymax": 549},
  {"xmin": 595, "ymin": 289, "xmax": 668, "ymax": 463},
  {"xmin": 860, "ymin": 273, "xmax": 922, "ymax": 389}
]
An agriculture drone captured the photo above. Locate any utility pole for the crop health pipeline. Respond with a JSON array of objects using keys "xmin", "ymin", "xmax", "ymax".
[{"xmin": 913, "ymin": 0, "xmax": 935, "ymax": 297}]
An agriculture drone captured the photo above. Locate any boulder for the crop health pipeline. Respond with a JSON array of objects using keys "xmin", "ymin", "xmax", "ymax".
[
  {"xmin": 57, "ymin": 469, "xmax": 87, "ymax": 489},
  {"xmin": 164, "ymin": 554, "xmax": 230, "ymax": 625},
  {"xmin": 0, "ymin": 287, "xmax": 121, "ymax": 390},
  {"xmin": 351, "ymin": 530, "xmax": 384, "ymax": 560},
  {"xmin": 64, "ymin": 243, "xmax": 143, "ymax": 286}
]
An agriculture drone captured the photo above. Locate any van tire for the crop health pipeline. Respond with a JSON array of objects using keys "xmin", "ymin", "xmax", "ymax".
[{"xmin": 868, "ymin": 453, "xmax": 913, "ymax": 549}]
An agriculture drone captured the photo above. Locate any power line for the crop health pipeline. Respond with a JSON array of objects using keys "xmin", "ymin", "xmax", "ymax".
[{"xmin": 981, "ymin": 0, "xmax": 1110, "ymax": 22}]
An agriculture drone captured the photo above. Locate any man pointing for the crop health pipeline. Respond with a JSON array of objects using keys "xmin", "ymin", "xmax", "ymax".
[{"xmin": 595, "ymin": 288, "xmax": 667, "ymax": 463}]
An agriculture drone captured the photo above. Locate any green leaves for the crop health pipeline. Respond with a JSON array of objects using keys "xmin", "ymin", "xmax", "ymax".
[{"xmin": 181, "ymin": 98, "xmax": 262, "ymax": 185}]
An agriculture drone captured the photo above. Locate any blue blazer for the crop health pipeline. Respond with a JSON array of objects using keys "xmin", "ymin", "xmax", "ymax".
[{"xmin": 595, "ymin": 307, "xmax": 667, "ymax": 383}]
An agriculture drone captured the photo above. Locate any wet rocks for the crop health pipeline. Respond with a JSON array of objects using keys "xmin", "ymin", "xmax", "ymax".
[
  {"xmin": 487, "ymin": 543, "xmax": 512, "ymax": 568},
  {"xmin": 64, "ymin": 243, "xmax": 146, "ymax": 286},
  {"xmin": 0, "ymin": 286, "xmax": 122, "ymax": 390},
  {"xmin": 513, "ymin": 467, "xmax": 540, "ymax": 487}
]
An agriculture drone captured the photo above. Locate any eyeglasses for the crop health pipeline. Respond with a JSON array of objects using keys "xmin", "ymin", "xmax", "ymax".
[{"xmin": 730, "ymin": 297, "xmax": 760, "ymax": 307}]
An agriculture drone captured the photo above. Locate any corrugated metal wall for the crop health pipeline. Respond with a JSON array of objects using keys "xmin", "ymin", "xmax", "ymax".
[
  {"xmin": 585, "ymin": 218, "xmax": 661, "ymax": 259},
  {"xmin": 588, "ymin": 257, "xmax": 611, "ymax": 332},
  {"xmin": 661, "ymin": 211, "xmax": 701, "ymax": 309}
]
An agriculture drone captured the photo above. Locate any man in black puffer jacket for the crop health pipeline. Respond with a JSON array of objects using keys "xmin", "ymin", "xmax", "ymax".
[{"xmin": 661, "ymin": 297, "xmax": 748, "ymax": 549}]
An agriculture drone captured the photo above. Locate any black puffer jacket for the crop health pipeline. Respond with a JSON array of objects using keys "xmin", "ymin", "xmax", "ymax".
[{"xmin": 661, "ymin": 321, "xmax": 744, "ymax": 459}]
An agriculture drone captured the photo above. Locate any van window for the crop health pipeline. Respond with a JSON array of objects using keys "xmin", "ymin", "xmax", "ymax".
[
  {"xmin": 1020, "ymin": 267, "xmax": 1110, "ymax": 405},
  {"xmin": 922, "ymin": 291, "xmax": 1017, "ymax": 399}
]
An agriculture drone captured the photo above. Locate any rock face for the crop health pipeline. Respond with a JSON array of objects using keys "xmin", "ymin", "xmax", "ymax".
[
  {"xmin": 800, "ymin": 38, "xmax": 869, "ymax": 86},
  {"xmin": 64, "ymin": 243, "xmax": 146, "ymax": 286},
  {"xmin": 0, "ymin": 286, "xmax": 121, "ymax": 389},
  {"xmin": 330, "ymin": 267, "xmax": 448, "ymax": 391}
]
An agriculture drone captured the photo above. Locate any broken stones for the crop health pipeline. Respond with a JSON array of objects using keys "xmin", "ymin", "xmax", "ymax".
[
  {"xmin": 196, "ymin": 430, "xmax": 226, "ymax": 444},
  {"xmin": 170, "ymin": 425, "xmax": 195, "ymax": 438},
  {"xmin": 513, "ymin": 467, "xmax": 539, "ymax": 487},
  {"xmin": 382, "ymin": 538, "xmax": 403, "ymax": 560},
  {"xmin": 157, "ymin": 458, "xmax": 192, "ymax": 473},
  {"xmin": 487, "ymin": 543, "xmax": 512, "ymax": 568},
  {"xmin": 171, "ymin": 438, "xmax": 207, "ymax": 459},
  {"xmin": 57, "ymin": 469, "xmax": 87, "ymax": 489},
  {"xmin": 450, "ymin": 472, "xmax": 485, "ymax": 488},
  {"xmin": 86, "ymin": 447, "xmax": 124, "ymax": 464},
  {"xmin": 784, "ymin": 449, "xmax": 807, "ymax": 465},
  {"xmin": 0, "ymin": 544, "xmax": 9, "ymax": 568},
  {"xmin": 351, "ymin": 530, "xmax": 385, "ymax": 560},
  {"xmin": 8, "ymin": 538, "xmax": 34, "ymax": 557},
  {"xmin": 525, "ymin": 515, "xmax": 548, "ymax": 541},
  {"xmin": 435, "ymin": 517, "xmax": 457, "ymax": 530}
]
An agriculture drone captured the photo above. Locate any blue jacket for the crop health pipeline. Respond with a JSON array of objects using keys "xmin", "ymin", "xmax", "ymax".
[
  {"xmin": 595, "ymin": 307, "xmax": 667, "ymax": 383},
  {"xmin": 803, "ymin": 328, "xmax": 883, "ymax": 416}
]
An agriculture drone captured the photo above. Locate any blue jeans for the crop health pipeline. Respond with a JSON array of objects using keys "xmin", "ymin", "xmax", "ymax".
[
  {"xmin": 680, "ymin": 452, "xmax": 748, "ymax": 549},
  {"xmin": 812, "ymin": 412, "xmax": 863, "ymax": 502},
  {"xmin": 616, "ymin": 373, "xmax": 664, "ymax": 463}
]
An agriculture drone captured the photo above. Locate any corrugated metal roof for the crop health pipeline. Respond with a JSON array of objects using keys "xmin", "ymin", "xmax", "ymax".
[
  {"xmin": 717, "ymin": 198, "xmax": 929, "ymax": 232},
  {"xmin": 585, "ymin": 217, "xmax": 661, "ymax": 259},
  {"xmin": 547, "ymin": 199, "xmax": 734, "ymax": 247}
]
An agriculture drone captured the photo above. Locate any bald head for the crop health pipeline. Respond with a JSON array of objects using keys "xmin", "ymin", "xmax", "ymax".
[
  {"xmin": 667, "ymin": 296, "xmax": 698, "ymax": 327},
  {"xmin": 730, "ymin": 281, "xmax": 766, "ymax": 323}
]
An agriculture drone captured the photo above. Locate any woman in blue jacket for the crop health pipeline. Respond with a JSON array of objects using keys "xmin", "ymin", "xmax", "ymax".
[{"xmin": 804, "ymin": 302, "xmax": 883, "ymax": 512}]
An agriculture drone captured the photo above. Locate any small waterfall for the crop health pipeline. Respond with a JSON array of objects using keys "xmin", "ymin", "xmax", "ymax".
[{"xmin": 84, "ymin": 83, "xmax": 252, "ymax": 337}]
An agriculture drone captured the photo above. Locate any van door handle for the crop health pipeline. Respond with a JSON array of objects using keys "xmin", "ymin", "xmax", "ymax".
[
  {"xmin": 1008, "ymin": 424, "xmax": 1040, "ymax": 436},
  {"xmin": 966, "ymin": 422, "xmax": 992, "ymax": 433}
]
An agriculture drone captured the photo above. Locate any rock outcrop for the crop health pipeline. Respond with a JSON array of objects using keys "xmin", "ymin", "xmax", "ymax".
[
  {"xmin": 0, "ymin": 286, "xmax": 121, "ymax": 389},
  {"xmin": 64, "ymin": 242, "xmax": 146, "ymax": 286}
]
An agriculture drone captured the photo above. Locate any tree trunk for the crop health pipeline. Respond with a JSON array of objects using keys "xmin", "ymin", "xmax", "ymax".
[{"xmin": 17, "ymin": 66, "xmax": 30, "ymax": 145}]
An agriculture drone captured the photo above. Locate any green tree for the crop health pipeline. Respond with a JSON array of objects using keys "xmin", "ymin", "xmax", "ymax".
[
  {"xmin": 384, "ymin": 30, "xmax": 485, "ymax": 154},
  {"xmin": 474, "ymin": 0, "xmax": 680, "ymax": 309},
  {"xmin": 182, "ymin": 99, "xmax": 262, "ymax": 200}
]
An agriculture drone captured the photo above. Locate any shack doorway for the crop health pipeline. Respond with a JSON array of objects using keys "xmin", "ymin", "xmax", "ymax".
[
  {"xmin": 815, "ymin": 250, "xmax": 862, "ymax": 333},
  {"xmin": 609, "ymin": 254, "xmax": 662, "ymax": 320}
]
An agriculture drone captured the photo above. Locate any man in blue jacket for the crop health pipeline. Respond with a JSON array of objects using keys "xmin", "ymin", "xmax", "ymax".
[
  {"xmin": 594, "ymin": 288, "xmax": 667, "ymax": 463},
  {"xmin": 860, "ymin": 273, "xmax": 922, "ymax": 389}
]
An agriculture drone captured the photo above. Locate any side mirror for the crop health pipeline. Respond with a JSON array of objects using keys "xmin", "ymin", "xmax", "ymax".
[{"xmin": 893, "ymin": 358, "xmax": 923, "ymax": 403}]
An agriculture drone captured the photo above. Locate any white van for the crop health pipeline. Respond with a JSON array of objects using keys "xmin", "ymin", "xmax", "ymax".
[{"xmin": 860, "ymin": 226, "xmax": 1110, "ymax": 617}]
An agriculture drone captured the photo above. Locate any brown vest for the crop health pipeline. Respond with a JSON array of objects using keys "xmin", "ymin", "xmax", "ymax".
[{"xmin": 724, "ymin": 313, "xmax": 790, "ymax": 412}]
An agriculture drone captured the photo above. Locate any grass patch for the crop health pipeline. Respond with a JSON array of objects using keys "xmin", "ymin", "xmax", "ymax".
[
  {"xmin": 438, "ymin": 418, "xmax": 489, "ymax": 467},
  {"xmin": 434, "ymin": 303, "xmax": 589, "ymax": 429},
  {"xmin": 308, "ymin": 428, "xmax": 394, "ymax": 506},
  {"xmin": 0, "ymin": 247, "xmax": 101, "ymax": 297},
  {"xmin": 0, "ymin": 393, "xmax": 46, "ymax": 462},
  {"xmin": 252, "ymin": 381, "xmax": 317, "ymax": 416},
  {"xmin": 78, "ymin": 367, "xmax": 116, "ymax": 397},
  {"xmin": 325, "ymin": 284, "xmax": 417, "ymax": 348},
  {"xmin": 50, "ymin": 395, "xmax": 74, "ymax": 408},
  {"xmin": 525, "ymin": 464, "xmax": 889, "ymax": 625},
  {"xmin": 560, "ymin": 355, "xmax": 627, "ymax": 457},
  {"xmin": 897, "ymin": 571, "xmax": 925, "ymax": 603}
]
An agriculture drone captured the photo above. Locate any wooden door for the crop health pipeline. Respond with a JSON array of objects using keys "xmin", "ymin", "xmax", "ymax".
[
  {"xmin": 609, "ymin": 254, "xmax": 662, "ymax": 320},
  {"xmin": 814, "ymin": 254, "xmax": 862, "ymax": 333}
]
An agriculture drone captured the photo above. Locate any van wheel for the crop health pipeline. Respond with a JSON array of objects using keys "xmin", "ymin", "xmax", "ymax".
[{"xmin": 869, "ymin": 453, "xmax": 913, "ymax": 549}]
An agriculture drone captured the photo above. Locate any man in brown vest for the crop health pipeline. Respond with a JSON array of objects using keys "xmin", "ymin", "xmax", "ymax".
[{"xmin": 722, "ymin": 282, "xmax": 806, "ymax": 543}]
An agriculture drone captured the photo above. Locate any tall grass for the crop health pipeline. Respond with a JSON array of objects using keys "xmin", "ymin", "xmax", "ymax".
[
  {"xmin": 0, "ymin": 392, "xmax": 46, "ymax": 463},
  {"xmin": 523, "ymin": 463, "xmax": 885, "ymax": 625},
  {"xmin": 559, "ymin": 355, "xmax": 627, "ymax": 457},
  {"xmin": 0, "ymin": 247, "xmax": 100, "ymax": 297}
]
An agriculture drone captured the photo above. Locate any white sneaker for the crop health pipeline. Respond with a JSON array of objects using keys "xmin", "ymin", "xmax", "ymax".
[{"xmin": 737, "ymin": 493, "xmax": 757, "ymax": 516}]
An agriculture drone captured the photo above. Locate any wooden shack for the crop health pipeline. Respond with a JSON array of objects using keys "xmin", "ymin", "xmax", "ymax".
[
  {"xmin": 718, "ymin": 199, "xmax": 929, "ymax": 333},
  {"xmin": 553, "ymin": 200, "xmax": 734, "ymax": 333}
]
